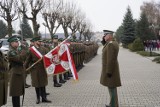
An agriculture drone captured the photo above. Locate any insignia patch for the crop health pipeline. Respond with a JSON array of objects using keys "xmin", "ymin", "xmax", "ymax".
[
  {"xmin": 109, "ymin": 41, "xmax": 113, "ymax": 43},
  {"xmin": 9, "ymin": 51, "xmax": 17, "ymax": 56}
]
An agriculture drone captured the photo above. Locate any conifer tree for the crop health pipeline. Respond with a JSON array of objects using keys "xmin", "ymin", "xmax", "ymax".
[
  {"xmin": 136, "ymin": 11, "xmax": 154, "ymax": 41},
  {"xmin": 121, "ymin": 6, "xmax": 135, "ymax": 46}
]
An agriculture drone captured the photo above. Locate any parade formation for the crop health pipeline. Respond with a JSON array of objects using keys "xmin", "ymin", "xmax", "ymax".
[{"xmin": 0, "ymin": 35, "xmax": 99, "ymax": 107}]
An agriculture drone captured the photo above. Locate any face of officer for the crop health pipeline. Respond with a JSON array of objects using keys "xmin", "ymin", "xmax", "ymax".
[
  {"xmin": 53, "ymin": 39, "xmax": 58, "ymax": 43},
  {"xmin": 34, "ymin": 40, "xmax": 41, "ymax": 47},
  {"xmin": 10, "ymin": 41, "xmax": 19, "ymax": 48},
  {"xmin": 104, "ymin": 34, "xmax": 113, "ymax": 42},
  {"xmin": 30, "ymin": 41, "xmax": 34, "ymax": 46}
]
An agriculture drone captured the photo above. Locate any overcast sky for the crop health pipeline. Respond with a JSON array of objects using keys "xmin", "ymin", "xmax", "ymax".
[
  {"xmin": 12, "ymin": 0, "xmax": 159, "ymax": 33},
  {"xmin": 73, "ymin": 0, "xmax": 159, "ymax": 32}
]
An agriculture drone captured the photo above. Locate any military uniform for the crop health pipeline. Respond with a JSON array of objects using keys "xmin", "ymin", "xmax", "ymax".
[
  {"xmin": 7, "ymin": 36, "xmax": 27, "ymax": 107},
  {"xmin": 51, "ymin": 36, "xmax": 66, "ymax": 87},
  {"xmin": 18, "ymin": 37, "xmax": 31, "ymax": 88},
  {"xmin": 0, "ymin": 51, "xmax": 8, "ymax": 107},
  {"xmin": 25, "ymin": 36, "xmax": 51, "ymax": 104},
  {"xmin": 100, "ymin": 30, "xmax": 121, "ymax": 107}
]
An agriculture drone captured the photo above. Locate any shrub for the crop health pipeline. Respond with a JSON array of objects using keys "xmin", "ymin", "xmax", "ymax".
[
  {"xmin": 153, "ymin": 56, "xmax": 160, "ymax": 63},
  {"xmin": 128, "ymin": 38, "xmax": 144, "ymax": 52},
  {"xmin": 137, "ymin": 51, "xmax": 160, "ymax": 57}
]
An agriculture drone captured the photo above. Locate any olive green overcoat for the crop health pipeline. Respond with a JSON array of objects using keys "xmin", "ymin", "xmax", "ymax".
[
  {"xmin": 8, "ymin": 46, "xmax": 27, "ymax": 97},
  {"xmin": 0, "ymin": 51, "xmax": 8, "ymax": 106},
  {"xmin": 25, "ymin": 46, "xmax": 48, "ymax": 88},
  {"xmin": 100, "ymin": 40, "xmax": 121, "ymax": 87}
]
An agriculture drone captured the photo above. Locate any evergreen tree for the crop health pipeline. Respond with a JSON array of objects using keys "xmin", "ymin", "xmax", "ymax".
[
  {"xmin": 121, "ymin": 6, "xmax": 135, "ymax": 46},
  {"xmin": 136, "ymin": 11, "xmax": 154, "ymax": 41},
  {"xmin": 0, "ymin": 20, "xmax": 7, "ymax": 38},
  {"xmin": 115, "ymin": 25, "xmax": 124, "ymax": 43},
  {"xmin": 20, "ymin": 16, "xmax": 33, "ymax": 38}
]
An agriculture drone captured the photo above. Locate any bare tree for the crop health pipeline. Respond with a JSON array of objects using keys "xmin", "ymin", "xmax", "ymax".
[
  {"xmin": 57, "ymin": 1, "xmax": 75, "ymax": 38},
  {"xmin": 0, "ymin": 0, "xmax": 18, "ymax": 37},
  {"xmin": 141, "ymin": 1, "xmax": 160, "ymax": 39},
  {"xmin": 78, "ymin": 21, "xmax": 87, "ymax": 41},
  {"xmin": 141, "ymin": 1, "xmax": 159, "ymax": 25},
  {"xmin": 83, "ymin": 21, "xmax": 93, "ymax": 41},
  {"xmin": 18, "ymin": 0, "xmax": 45, "ymax": 37},
  {"xmin": 68, "ymin": 9, "xmax": 85, "ymax": 39},
  {"xmin": 42, "ymin": 0, "xmax": 62, "ymax": 39}
]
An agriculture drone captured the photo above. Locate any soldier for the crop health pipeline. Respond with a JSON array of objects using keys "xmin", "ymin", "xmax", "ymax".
[
  {"xmin": 17, "ymin": 36, "xmax": 31, "ymax": 88},
  {"xmin": 100, "ymin": 30, "xmax": 121, "ymax": 107},
  {"xmin": 0, "ymin": 50, "xmax": 8, "ymax": 107},
  {"xmin": 58, "ymin": 38, "xmax": 71, "ymax": 81},
  {"xmin": 51, "ymin": 35, "xmax": 65, "ymax": 87},
  {"xmin": 7, "ymin": 36, "xmax": 27, "ymax": 107},
  {"xmin": 25, "ymin": 36, "xmax": 51, "ymax": 104},
  {"xmin": 30, "ymin": 39, "xmax": 34, "ymax": 47}
]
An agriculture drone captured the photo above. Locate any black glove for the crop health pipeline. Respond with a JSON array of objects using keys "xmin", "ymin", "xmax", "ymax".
[{"xmin": 107, "ymin": 73, "xmax": 112, "ymax": 78}]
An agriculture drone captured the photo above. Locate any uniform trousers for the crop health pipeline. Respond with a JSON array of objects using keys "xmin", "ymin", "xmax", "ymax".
[
  {"xmin": 108, "ymin": 87, "xmax": 119, "ymax": 107},
  {"xmin": 12, "ymin": 96, "xmax": 20, "ymax": 107}
]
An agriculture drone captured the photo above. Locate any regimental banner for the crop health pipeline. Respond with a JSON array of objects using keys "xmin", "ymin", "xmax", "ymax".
[
  {"xmin": 43, "ymin": 43, "xmax": 78, "ymax": 80},
  {"xmin": 30, "ymin": 46, "xmax": 43, "ymax": 59}
]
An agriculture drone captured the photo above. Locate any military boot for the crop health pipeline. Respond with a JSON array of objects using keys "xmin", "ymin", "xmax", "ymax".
[
  {"xmin": 59, "ymin": 74, "xmax": 66, "ymax": 84},
  {"xmin": 35, "ymin": 88, "xmax": 40, "ymax": 104},
  {"xmin": 64, "ymin": 72, "xmax": 70, "ymax": 80},
  {"xmin": 54, "ymin": 80, "xmax": 62, "ymax": 87},
  {"xmin": 41, "ymin": 87, "xmax": 52, "ymax": 103}
]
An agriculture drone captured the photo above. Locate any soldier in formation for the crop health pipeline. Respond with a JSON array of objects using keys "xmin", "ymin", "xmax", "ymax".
[
  {"xmin": 0, "ymin": 50, "xmax": 8, "ymax": 107},
  {"xmin": 7, "ymin": 36, "xmax": 28, "ymax": 107},
  {"xmin": 24, "ymin": 36, "xmax": 51, "ymax": 104},
  {"xmin": 17, "ymin": 36, "xmax": 31, "ymax": 88},
  {"xmin": 1, "ymin": 34, "xmax": 99, "ymax": 106}
]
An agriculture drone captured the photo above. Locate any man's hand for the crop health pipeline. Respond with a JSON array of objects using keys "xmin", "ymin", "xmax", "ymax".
[{"xmin": 107, "ymin": 73, "xmax": 112, "ymax": 78}]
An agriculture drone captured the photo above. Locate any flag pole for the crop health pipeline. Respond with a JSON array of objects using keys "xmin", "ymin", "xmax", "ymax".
[
  {"xmin": 26, "ymin": 58, "xmax": 42, "ymax": 71},
  {"xmin": 46, "ymin": 35, "xmax": 72, "ymax": 55},
  {"xmin": 26, "ymin": 36, "xmax": 71, "ymax": 71}
]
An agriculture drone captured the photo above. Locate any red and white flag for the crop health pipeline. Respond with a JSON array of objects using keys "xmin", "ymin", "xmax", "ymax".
[
  {"xmin": 30, "ymin": 46, "xmax": 43, "ymax": 59},
  {"xmin": 43, "ymin": 43, "xmax": 78, "ymax": 80}
]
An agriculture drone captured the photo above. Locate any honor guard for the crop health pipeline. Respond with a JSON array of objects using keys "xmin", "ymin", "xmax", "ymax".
[
  {"xmin": 25, "ymin": 36, "xmax": 51, "ymax": 104},
  {"xmin": 7, "ymin": 36, "xmax": 27, "ymax": 107},
  {"xmin": 0, "ymin": 50, "xmax": 8, "ymax": 107}
]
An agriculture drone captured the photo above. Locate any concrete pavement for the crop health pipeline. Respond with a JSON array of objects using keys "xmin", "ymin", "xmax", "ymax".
[{"xmin": 2, "ymin": 46, "xmax": 160, "ymax": 107}]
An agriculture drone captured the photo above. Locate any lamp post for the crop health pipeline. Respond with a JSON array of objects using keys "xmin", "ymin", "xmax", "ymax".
[{"xmin": 42, "ymin": 23, "xmax": 46, "ymax": 39}]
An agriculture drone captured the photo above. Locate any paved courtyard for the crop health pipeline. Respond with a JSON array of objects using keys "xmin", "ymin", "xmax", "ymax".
[{"xmin": 2, "ymin": 46, "xmax": 160, "ymax": 107}]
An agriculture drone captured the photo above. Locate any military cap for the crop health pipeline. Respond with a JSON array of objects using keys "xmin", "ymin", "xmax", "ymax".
[
  {"xmin": 17, "ymin": 36, "xmax": 26, "ymax": 41},
  {"xmin": 52, "ymin": 35, "xmax": 58, "ymax": 39},
  {"xmin": 30, "ymin": 39, "xmax": 33, "ymax": 42},
  {"xmin": 31, "ymin": 36, "xmax": 41, "ymax": 42},
  {"xmin": 58, "ymin": 38, "xmax": 64, "ymax": 42},
  {"xmin": 103, "ymin": 30, "xmax": 114, "ymax": 35},
  {"xmin": 17, "ymin": 36, "xmax": 22, "ymax": 40},
  {"xmin": 7, "ymin": 35, "xmax": 19, "ymax": 43}
]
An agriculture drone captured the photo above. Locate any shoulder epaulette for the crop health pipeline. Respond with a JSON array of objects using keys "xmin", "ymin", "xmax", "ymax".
[
  {"xmin": 8, "ymin": 50, "xmax": 17, "ymax": 56},
  {"xmin": 109, "ymin": 41, "xmax": 113, "ymax": 44}
]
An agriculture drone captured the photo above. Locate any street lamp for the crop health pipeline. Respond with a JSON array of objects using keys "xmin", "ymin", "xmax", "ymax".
[{"xmin": 42, "ymin": 23, "xmax": 47, "ymax": 39}]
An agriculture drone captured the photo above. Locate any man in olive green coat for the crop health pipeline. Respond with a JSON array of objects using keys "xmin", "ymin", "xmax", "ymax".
[
  {"xmin": 7, "ymin": 36, "xmax": 27, "ymax": 107},
  {"xmin": 25, "ymin": 36, "xmax": 51, "ymax": 104},
  {"xmin": 0, "ymin": 51, "xmax": 8, "ymax": 107},
  {"xmin": 51, "ymin": 35, "xmax": 63, "ymax": 87},
  {"xmin": 100, "ymin": 30, "xmax": 121, "ymax": 107}
]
